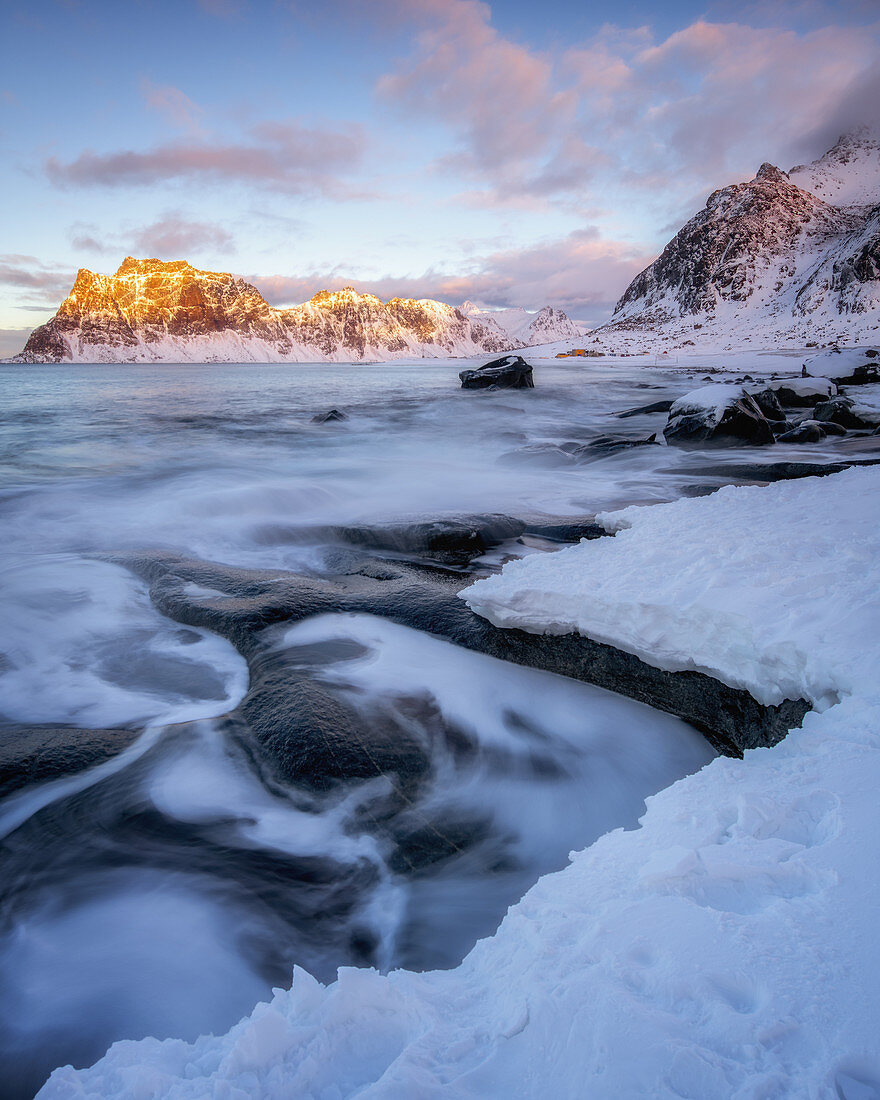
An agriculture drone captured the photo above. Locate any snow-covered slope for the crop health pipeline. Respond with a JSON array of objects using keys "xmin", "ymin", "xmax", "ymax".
[
  {"xmin": 40, "ymin": 467, "xmax": 880, "ymax": 1098},
  {"xmin": 13, "ymin": 259, "xmax": 581, "ymax": 364},
  {"xmin": 601, "ymin": 134, "xmax": 880, "ymax": 350}
]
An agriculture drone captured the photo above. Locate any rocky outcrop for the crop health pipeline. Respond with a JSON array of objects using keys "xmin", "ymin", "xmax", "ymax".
[
  {"xmin": 459, "ymin": 354, "xmax": 535, "ymax": 390},
  {"xmin": 14, "ymin": 259, "xmax": 582, "ymax": 364}
]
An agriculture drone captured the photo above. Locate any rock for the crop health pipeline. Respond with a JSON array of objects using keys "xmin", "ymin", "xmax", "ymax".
[
  {"xmin": 312, "ymin": 408, "xmax": 348, "ymax": 423},
  {"xmin": 617, "ymin": 399, "xmax": 674, "ymax": 418},
  {"xmin": 768, "ymin": 376, "xmax": 837, "ymax": 407},
  {"xmin": 777, "ymin": 422, "xmax": 827, "ymax": 443},
  {"xmin": 459, "ymin": 355, "xmax": 534, "ymax": 390},
  {"xmin": 747, "ymin": 387, "xmax": 786, "ymax": 421},
  {"xmin": 573, "ymin": 434, "xmax": 660, "ymax": 460},
  {"xmin": 112, "ymin": 549, "xmax": 810, "ymax": 763},
  {"xmin": 803, "ymin": 347, "xmax": 880, "ymax": 385},
  {"xmin": 813, "ymin": 396, "xmax": 874, "ymax": 430},
  {"xmin": 498, "ymin": 444, "xmax": 578, "ymax": 468},
  {"xmin": 0, "ymin": 725, "xmax": 139, "ymax": 797},
  {"xmin": 664, "ymin": 384, "xmax": 776, "ymax": 447}
]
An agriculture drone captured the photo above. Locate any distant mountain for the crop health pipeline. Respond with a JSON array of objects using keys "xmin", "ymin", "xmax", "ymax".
[
  {"xmin": 601, "ymin": 131, "xmax": 880, "ymax": 348},
  {"xmin": 13, "ymin": 259, "xmax": 583, "ymax": 363},
  {"xmin": 458, "ymin": 301, "xmax": 585, "ymax": 346}
]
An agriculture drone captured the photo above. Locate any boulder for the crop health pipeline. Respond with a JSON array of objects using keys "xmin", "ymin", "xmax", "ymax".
[
  {"xmin": 767, "ymin": 376, "xmax": 837, "ymax": 407},
  {"xmin": 776, "ymin": 421, "xmax": 827, "ymax": 443},
  {"xmin": 664, "ymin": 384, "xmax": 776, "ymax": 447},
  {"xmin": 803, "ymin": 347, "xmax": 880, "ymax": 385},
  {"xmin": 813, "ymin": 396, "xmax": 875, "ymax": 430},
  {"xmin": 459, "ymin": 355, "xmax": 534, "ymax": 390},
  {"xmin": 747, "ymin": 387, "xmax": 786, "ymax": 421}
]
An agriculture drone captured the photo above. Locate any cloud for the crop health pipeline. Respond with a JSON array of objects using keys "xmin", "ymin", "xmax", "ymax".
[
  {"xmin": 45, "ymin": 121, "xmax": 367, "ymax": 196},
  {"xmin": 70, "ymin": 214, "xmax": 235, "ymax": 259},
  {"xmin": 140, "ymin": 80, "xmax": 204, "ymax": 132},
  {"xmin": 252, "ymin": 227, "xmax": 653, "ymax": 324},
  {"xmin": 376, "ymin": 1, "xmax": 880, "ymax": 210},
  {"xmin": 0, "ymin": 255, "xmax": 73, "ymax": 302}
]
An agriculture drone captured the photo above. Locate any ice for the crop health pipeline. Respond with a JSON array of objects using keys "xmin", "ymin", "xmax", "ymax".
[{"xmin": 38, "ymin": 466, "xmax": 880, "ymax": 1098}]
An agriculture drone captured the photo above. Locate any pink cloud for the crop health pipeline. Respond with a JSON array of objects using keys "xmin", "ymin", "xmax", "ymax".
[
  {"xmin": 251, "ymin": 227, "xmax": 653, "ymax": 324},
  {"xmin": 140, "ymin": 79, "xmax": 204, "ymax": 132},
  {"xmin": 376, "ymin": 3, "xmax": 880, "ymax": 210},
  {"xmin": 45, "ymin": 121, "xmax": 367, "ymax": 195}
]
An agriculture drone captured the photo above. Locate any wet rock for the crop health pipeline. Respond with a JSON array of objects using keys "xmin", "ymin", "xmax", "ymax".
[
  {"xmin": 112, "ymin": 549, "xmax": 811, "ymax": 764},
  {"xmin": 332, "ymin": 515, "xmax": 526, "ymax": 566},
  {"xmin": 664, "ymin": 386, "xmax": 776, "ymax": 447},
  {"xmin": 498, "ymin": 444, "xmax": 578, "ymax": 468},
  {"xmin": 311, "ymin": 408, "xmax": 348, "ymax": 423},
  {"xmin": 666, "ymin": 460, "xmax": 871, "ymax": 483},
  {"xmin": 769, "ymin": 377, "xmax": 837, "ymax": 407},
  {"xmin": 389, "ymin": 816, "xmax": 492, "ymax": 873},
  {"xmin": 459, "ymin": 355, "xmax": 534, "ymax": 390},
  {"xmin": 813, "ymin": 396, "xmax": 874, "ymax": 430},
  {"xmin": 0, "ymin": 725, "xmax": 139, "ymax": 797},
  {"xmin": 617, "ymin": 399, "xmax": 673, "ymax": 418},
  {"xmin": 748, "ymin": 387, "xmax": 786, "ymax": 421},
  {"xmin": 777, "ymin": 421, "xmax": 827, "ymax": 443}
]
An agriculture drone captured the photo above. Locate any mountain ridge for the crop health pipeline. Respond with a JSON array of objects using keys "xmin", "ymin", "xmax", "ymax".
[{"xmin": 14, "ymin": 260, "xmax": 584, "ymax": 364}]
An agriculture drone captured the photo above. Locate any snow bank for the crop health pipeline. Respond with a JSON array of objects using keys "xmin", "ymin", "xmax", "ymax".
[
  {"xmin": 466, "ymin": 469, "xmax": 880, "ymax": 708},
  {"xmin": 39, "ymin": 468, "xmax": 880, "ymax": 1099},
  {"xmin": 804, "ymin": 347, "xmax": 880, "ymax": 381}
]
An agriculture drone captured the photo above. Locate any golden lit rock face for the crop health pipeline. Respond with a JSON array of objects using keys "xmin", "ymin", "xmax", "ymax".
[{"xmin": 18, "ymin": 258, "xmax": 516, "ymax": 362}]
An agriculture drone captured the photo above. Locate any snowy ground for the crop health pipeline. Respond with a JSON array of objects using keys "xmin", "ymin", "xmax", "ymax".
[{"xmin": 39, "ymin": 466, "xmax": 880, "ymax": 1099}]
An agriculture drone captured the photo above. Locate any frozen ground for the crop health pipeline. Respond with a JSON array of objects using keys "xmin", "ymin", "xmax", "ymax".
[{"xmin": 39, "ymin": 466, "xmax": 880, "ymax": 1099}]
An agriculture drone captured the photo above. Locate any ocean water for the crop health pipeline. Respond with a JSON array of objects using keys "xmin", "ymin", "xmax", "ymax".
[{"xmin": 0, "ymin": 359, "xmax": 858, "ymax": 1097}]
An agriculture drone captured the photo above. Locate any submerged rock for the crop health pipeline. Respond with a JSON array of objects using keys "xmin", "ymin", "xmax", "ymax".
[
  {"xmin": 459, "ymin": 355, "xmax": 534, "ymax": 390},
  {"xmin": 311, "ymin": 408, "xmax": 348, "ymax": 423},
  {"xmin": 617, "ymin": 399, "xmax": 674, "ymax": 418},
  {"xmin": 0, "ymin": 724, "xmax": 139, "ymax": 797},
  {"xmin": 777, "ymin": 421, "xmax": 827, "ymax": 443}
]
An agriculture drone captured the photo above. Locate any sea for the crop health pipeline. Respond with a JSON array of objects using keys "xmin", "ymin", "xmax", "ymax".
[{"xmin": 0, "ymin": 356, "xmax": 860, "ymax": 1097}]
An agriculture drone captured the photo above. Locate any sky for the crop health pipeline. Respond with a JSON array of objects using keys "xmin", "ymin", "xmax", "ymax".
[{"xmin": 1, "ymin": 0, "xmax": 879, "ymax": 355}]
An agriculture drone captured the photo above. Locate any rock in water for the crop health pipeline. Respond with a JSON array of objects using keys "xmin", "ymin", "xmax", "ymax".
[
  {"xmin": 664, "ymin": 384, "xmax": 776, "ymax": 447},
  {"xmin": 459, "ymin": 355, "xmax": 535, "ymax": 390},
  {"xmin": 311, "ymin": 408, "xmax": 348, "ymax": 423}
]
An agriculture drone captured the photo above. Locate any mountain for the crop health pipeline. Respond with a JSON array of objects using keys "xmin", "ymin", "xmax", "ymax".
[
  {"xmin": 601, "ymin": 132, "xmax": 880, "ymax": 348},
  {"xmin": 458, "ymin": 301, "xmax": 585, "ymax": 346},
  {"xmin": 13, "ymin": 258, "xmax": 583, "ymax": 364}
]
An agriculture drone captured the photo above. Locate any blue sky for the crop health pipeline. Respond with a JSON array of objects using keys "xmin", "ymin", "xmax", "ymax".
[{"xmin": 1, "ymin": 0, "xmax": 878, "ymax": 354}]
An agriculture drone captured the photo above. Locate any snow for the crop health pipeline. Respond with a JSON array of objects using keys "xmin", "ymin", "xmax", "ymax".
[
  {"xmin": 38, "ymin": 466, "xmax": 880, "ymax": 1098},
  {"xmin": 668, "ymin": 383, "xmax": 746, "ymax": 422},
  {"xmin": 804, "ymin": 347, "xmax": 880, "ymax": 381},
  {"xmin": 764, "ymin": 375, "xmax": 836, "ymax": 398}
]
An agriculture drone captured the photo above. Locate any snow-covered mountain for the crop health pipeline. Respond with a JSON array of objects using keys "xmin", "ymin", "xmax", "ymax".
[
  {"xmin": 601, "ymin": 132, "xmax": 880, "ymax": 348},
  {"xmin": 459, "ymin": 301, "xmax": 585, "ymax": 346},
  {"xmin": 13, "ymin": 259, "xmax": 582, "ymax": 364}
]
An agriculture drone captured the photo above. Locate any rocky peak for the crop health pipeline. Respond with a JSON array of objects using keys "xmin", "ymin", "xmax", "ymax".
[{"xmin": 755, "ymin": 162, "xmax": 789, "ymax": 184}]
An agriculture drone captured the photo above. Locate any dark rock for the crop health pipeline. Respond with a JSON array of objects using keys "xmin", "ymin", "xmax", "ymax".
[
  {"xmin": 666, "ymin": 460, "xmax": 866, "ymax": 483},
  {"xmin": 664, "ymin": 390, "xmax": 776, "ymax": 447},
  {"xmin": 110, "ymin": 549, "xmax": 812, "ymax": 765},
  {"xmin": 748, "ymin": 387, "xmax": 786, "ymax": 421},
  {"xmin": 815, "ymin": 419, "xmax": 848, "ymax": 436},
  {"xmin": 311, "ymin": 408, "xmax": 348, "ymax": 423},
  {"xmin": 389, "ymin": 816, "xmax": 492, "ymax": 873},
  {"xmin": 617, "ymin": 399, "xmax": 674, "ymax": 418},
  {"xmin": 521, "ymin": 519, "xmax": 608, "ymax": 542},
  {"xmin": 576, "ymin": 434, "xmax": 660, "ymax": 459},
  {"xmin": 0, "ymin": 725, "xmax": 139, "ymax": 797},
  {"xmin": 777, "ymin": 422, "xmax": 827, "ymax": 443},
  {"xmin": 459, "ymin": 355, "xmax": 534, "ymax": 390},
  {"xmin": 771, "ymin": 380, "xmax": 836, "ymax": 407},
  {"xmin": 813, "ymin": 396, "xmax": 873, "ymax": 430}
]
